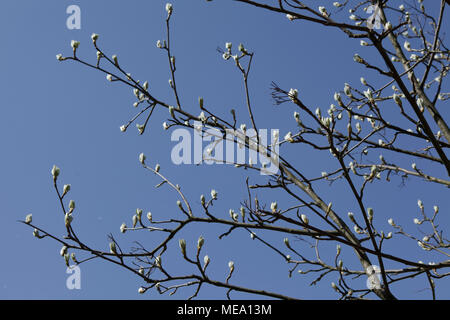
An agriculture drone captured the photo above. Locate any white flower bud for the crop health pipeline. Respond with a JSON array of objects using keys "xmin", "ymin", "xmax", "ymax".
[
  {"xmin": 301, "ymin": 214, "xmax": 309, "ymax": 225},
  {"xmin": 204, "ymin": 255, "xmax": 210, "ymax": 267},
  {"xmin": 69, "ymin": 200, "xmax": 75, "ymax": 211},
  {"xmin": 228, "ymin": 261, "xmax": 235, "ymax": 271},
  {"xmin": 270, "ymin": 202, "xmax": 278, "ymax": 213},
  {"xmin": 139, "ymin": 153, "xmax": 146, "ymax": 164},
  {"xmin": 56, "ymin": 54, "xmax": 64, "ymax": 61},
  {"xmin": 331, "ymin": 282, "xmax": 338, "ymax": 291},
  {"xmin": 288, "ymin": 88, "xmax": 298, "ymax": 100},
  {"xmin": 138, "ymin": 287, "xmax": 145, "ymax": 294},
  {"xmin": 71, "ymin": 40, "xmax": 80, "ymax": 49},
  {"xmin": 433, "ymin": 205, "xmax": 439, "ymax": 214},
  {"xmin": 91, "ymin": 33, "xmax": 99, "ymax": 42},
  {"xmin": 225, "ymin": 42, "xmax": 232, "ymax": 50},
  {"xmin": 417, "ymin": 199, "xmax": 423, "ymax": 209},
  {"xmin": 33, "ymin": 228, "xmax": 40, "ymax": 238},
  {"xmin": 283, "ymin": 238, "xmax": 290, "ymax": 247},
  {"xmin": 179, "ymin": 239, "xmax": 186, "ymax": 255},
  {"xmin": 25, "ymin": 214, "xmax": 32, "ymax": 224},
  {"xmin": 404, "ymin": 41, "xmax": 411, "ymax": 51},
  {"xmin": 120, "ymin": 222, "xmax": 127, "ymax": 233},
  {"xmin": 106, "ymin": 74, "xmax": 113, "ymax": 82},
  {"xmin": 64, "ymin": 212, "xmax": 73, "ymax": 227},
  {"xmin": 353, "ymin": 54, "xmax": 364, "ymax": 63},
  {"xmin": 388, "ymin": 218, "xmax": 394, "ymax": 226},
  {"xmin": 165, "ymin": 3, "xmax": 173, "ymax": 14},
  {"xmin": 318, "ymin": 6, "xmax": 328, "ymax": 17},
  {"xmin": 197, "ymin": 236, "xmax": 205, "ymax": 250},
  {"xmin": 199, "ymin": 194, "xmax": 206, "ymax": 206},
  {"xmin": 284, "ymin": 132, "xmax": 294, "ymax": 143},
  {"xmin": 60, "ymin": 245, "xmax": 68, "ymax": 256},
  {"xmin": 211, "ymin": 189, "xmax": 218, "ymax": 200},
  {"xmin": 384, "ymin": 22, "xmax": 392, "ymax": 30},
  {"xmin": 51, "ymin": 165, "xmax": 60, "ymax": 179},
  {"xmin": 109, "ymin": 242, "xmax": 117, "ymax": 254},
  {"xmin": 286, "ymin": 14, "xmax": 295, "ymax": 21},
  {"xmin": 63, "ymin": 184, "xmax": 71, "ymax": 195}
]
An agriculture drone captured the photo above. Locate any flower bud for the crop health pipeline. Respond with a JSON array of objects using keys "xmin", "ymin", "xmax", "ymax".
[
  {"xmin": 120, "ymin": 222, "xmax": 127, "ymax": 233},
  {"xmin": 109, "ymin": 242, "xmax": 117, "ymax": 255},
  {"xmin": 388, "ymin": 218, "xmax": 394, "ymax": 226},
  {"xmin": 71, "ymin": 40, "xmax": 80, "ymax": 49},
  {"xmin": 69, "ymin": 200, "xmax": 75, "ymax": 211},
  {"xmin": 138, "ymin": 287, "xmax": 145, "ymax": 294},
  {"xmin": 283, "ymin": 238, "xmax": 290, "ymax": 248},
  {"xmin": 367, "ymin": 208, "xmax": 374, "ymax": 223},
  {"xmin": 155, "ymin": 255, "xmax": 161, "ymax": 268},
  {"xmin": 51, "ymin": 165, "xmax": 60, "ymax": 179},
  {"xmin": 33, "ymin": 228, "xmax": 40, "ymax": 238},
  {"xmin": 301, "ymin": 214, "xmax": 309, "ymax": 225},
  {"xmin": 197, "ymin": 236, "xmax": 205, "ymax": 250},
  {"xmin": 353, "ymin": 54, "xmax": 364, "ymax": 64},
  {"xmin": 179, "ymin": 239, "xmax": 186, "ymax": 256},
  {"xmin": 91, "ymin": 33, "xmax": 99, "ymax": 42},
  {"xmin": 64, "ymin": 212, "xmax": 73, "ymax": 227},
  {"xmin": 331, "ymin": 282, "xmax": 338, "ymax": 292},
  {"xmin": 60, "ymin": 245, "xmax": 68, "ymax": 256},
  {"xmin": 228, "ymin": 261, "xmax": 235, "ymax": 272},
  {"xmin": 139, "ymin": 153, "xmax": 146, "ymax": 164},
  {"xmin": 64, "ymin": 253, "xmax": 70, "ymax": 266},
  {"xmin": 270, "ymin": 202, "xmax": 278, "ymax": 213},
  {"xmin": 284, "ymin": 132, "xmax": 294, "ymax": 143},
  {"xmin": 288, "ymin": 88, "xmax": 298, "ymax": 100},
  {"xmin": 204, "ymin": 255, "xmax": 210, "ymax": 267},
  {"xmin": 417, "ymin": 199, "xmax": 423, "ymax": 209},
  {"xmin": 211, "ymin": 189, "xmax": 218, "ymax": 200},
  {"xmin": 63, "ymin": 184, "xmax": 71, "ymax": 195},
  {"xmin": 25, "ymin": 214, "xmax": 32, "ymax": 224},
  {"xmin": 200, "ymin": 194, "xmax": 206, "ymax": 206},
  {"xmin": 286, "ymin": 14, "xmax": 295, "ymax": 21}
]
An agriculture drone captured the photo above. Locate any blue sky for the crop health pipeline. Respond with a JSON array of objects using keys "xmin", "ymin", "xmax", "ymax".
[{"xmin": 0, "ymin": 0, "xmax": 449, "ymax": 299}]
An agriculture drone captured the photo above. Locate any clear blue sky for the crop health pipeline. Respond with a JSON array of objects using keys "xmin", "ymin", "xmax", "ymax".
[{"xmin": 0, "ymin": 0, "xmax": 448, "ymax": 299}]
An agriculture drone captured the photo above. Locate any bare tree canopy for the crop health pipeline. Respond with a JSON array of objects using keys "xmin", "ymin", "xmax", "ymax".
[{"xmin": 23, "ymin": 0, "xmax": 449, "ymax": 300}]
